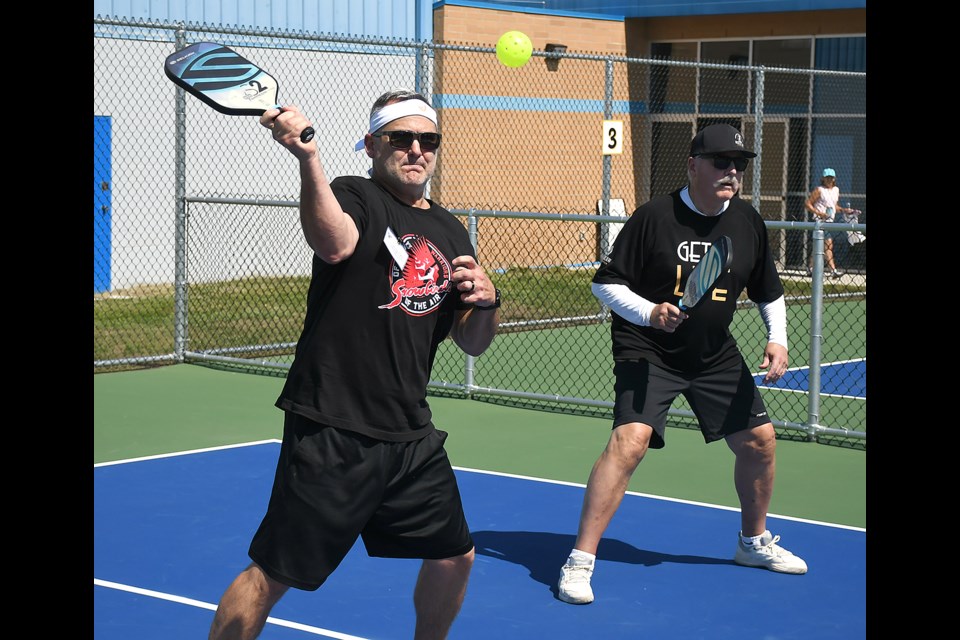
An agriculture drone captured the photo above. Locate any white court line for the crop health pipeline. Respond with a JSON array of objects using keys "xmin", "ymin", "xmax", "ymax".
[
  {"xmin": 94, "ymin": 439, "xmax": 281, "ymax": 467},
  {"xmin": 94, "ymin": 579, "xmax": 371, "ymax": 639},
  {"xmin": 757, "ymin": 386, "xmax": 865, "ymax": 400},
  {"xmin": 751, "ymin": 357, "xmax": 866, "ymax": 379},
  {"xmin": 95, "ymin": 441, "xmax": 864, "ymax": 532},
  {"xmin": 453, "ymin": 465, "xmax": 865, "ymax": 533},
  {"xmin": 752, "ymin": 358, "xmax": 866, "ymax": 400}
]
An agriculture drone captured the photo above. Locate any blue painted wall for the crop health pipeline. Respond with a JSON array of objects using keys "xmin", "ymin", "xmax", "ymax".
[
  {"xmin": 93, "ymin": 0, "xmax": 434, "ymax": 41},
  {"xmin": 93, "ymin": 1, "xmax": 865, "ymax": 40}
]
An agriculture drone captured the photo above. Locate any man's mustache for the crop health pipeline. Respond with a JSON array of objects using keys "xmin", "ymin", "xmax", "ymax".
[{"xmin": 714, "ymin": 176, "xmax": 740, "ymax": 190}]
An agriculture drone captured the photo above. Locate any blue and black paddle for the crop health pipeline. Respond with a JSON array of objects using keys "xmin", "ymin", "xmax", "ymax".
[{"xmin": 163, "ymin": 42, "xmax": 314, "ymax": 143}]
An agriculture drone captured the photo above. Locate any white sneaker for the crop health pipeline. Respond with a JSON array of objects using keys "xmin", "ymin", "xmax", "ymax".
[
  {"xmin": 734, "ymin": 530, "xmax": 808, "ymax": 574},
  {"xmin": 557, "ymin": 558, "xmax": 595, "ymax": 604}
]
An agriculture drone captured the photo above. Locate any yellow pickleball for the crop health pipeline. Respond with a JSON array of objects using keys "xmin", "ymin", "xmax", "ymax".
[{"xmin": 496, "ymin": 31, "xmax": 533, "ymax": 68}]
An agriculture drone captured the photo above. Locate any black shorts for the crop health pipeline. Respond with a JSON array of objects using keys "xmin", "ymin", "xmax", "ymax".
[
  {"xmin": 248, "ymin": 412, "xmax": 474, "ymax": 591},
  {"xmin": 612, "ymin": 359, "xmax": 771, "ymax": 449}
]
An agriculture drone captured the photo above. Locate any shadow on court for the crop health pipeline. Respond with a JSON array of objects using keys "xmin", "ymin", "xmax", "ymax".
[{"xmin": 473, "ymin": 530, "xmax": 733, "ymax": 594}]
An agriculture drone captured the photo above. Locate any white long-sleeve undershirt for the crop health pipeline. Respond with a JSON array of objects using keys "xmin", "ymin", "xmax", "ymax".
[
  {"xmin": 757, "ymin": 296, "xmax": 787, "ymax": 348},
  {"xmin": 592, "ymin": 282, "xmax": 656, "ymax": 326},
  {"xmin": 591, "ymin": 282, "xmax": 787, "ymax": 348}
]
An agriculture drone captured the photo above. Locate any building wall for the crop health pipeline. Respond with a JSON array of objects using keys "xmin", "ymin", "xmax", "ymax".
[
  {"xmin": 627, "ymin": 10, "xmax": 867, "ymax": 53},
  {"xmin": 93, "ymin": 1, "xmax": 866, "ymax": 46},
  {"xmin": 432, "ymin": 3, "xmax": 634, "ymax": 271},
  {"xmin": 509, "ymin": 0, "xmax": 866, "ymax": 18},
  {"xmin": 429, "ymin": 3, "xmax": 865, "ymax": 270},
  {"xmin": 434, "ymin": 4, "xmax": 866, "ymax": 54},
  {"xmin": 435, "ymin": 3, "xmax": 625, "ymax": 54},
  {"xmin": 93, "ymin": 0, "xmax": 432, "ymax": 41},
  {"xmin": 94, "ymin": 2, "xmax": 865, "ymax": 289}
]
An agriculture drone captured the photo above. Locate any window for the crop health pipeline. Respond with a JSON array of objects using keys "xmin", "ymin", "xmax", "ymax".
[
  {"xmin": 699, "ymin": 41, "xmax": 750, "ymax": 114},
  {"xmin": 649, "ymin": 42, "xmax": 698, "ymax": 114},
  {"xmin": 753, "ymin": 39, "xmax": 812, "ymax": 115}
]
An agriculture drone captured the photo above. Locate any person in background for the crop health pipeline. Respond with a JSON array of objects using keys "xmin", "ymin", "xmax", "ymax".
[
  {"xmin": 556, "ymin": 123, "xmax": 807, "ymax": 607},
  {"xmin": 805, "ymin": 168, "xmax": 859, "ymax": 278}
]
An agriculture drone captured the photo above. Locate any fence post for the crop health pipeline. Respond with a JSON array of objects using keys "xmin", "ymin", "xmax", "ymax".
[
  {"xmin": 600, "ymin": 59, "xmax": 613, "ymax": 216},
  {"xmin": 752, "ymin": 66, "xmax": 763, "ymax": 213},
  {"xmin": 806, "ymin": 221, "xmax": 825, "ymax": 440},
  {"xmin": 173, "ymin": 25, "xmax": 189, "ymax": 363}
]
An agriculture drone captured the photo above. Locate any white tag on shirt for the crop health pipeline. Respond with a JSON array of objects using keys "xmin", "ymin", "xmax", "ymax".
[{"xmin": 383, "ymin": 226, "xmax": 408, "ymax": 268}]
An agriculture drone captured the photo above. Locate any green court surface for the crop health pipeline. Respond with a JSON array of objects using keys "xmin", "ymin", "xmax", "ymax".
[
  {"xmin": 429, "ymin": 298, "xmax": 866, "ymax": 436},
  {"xmin": 94, "ymin": 364, "xmax": 865, "ymax": 529}
]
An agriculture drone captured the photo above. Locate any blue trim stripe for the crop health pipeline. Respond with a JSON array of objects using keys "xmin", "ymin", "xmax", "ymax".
[
  {"xmin": 434, "ymin": 94, "xmax": 714, "ymax": 115},
  {"xmin": 435, "ymin": 1, "xmax": 864, "ymax": 19},
  {"xmin": 435, "ymin": 93, "xmax": 651, "ymax": 114}
]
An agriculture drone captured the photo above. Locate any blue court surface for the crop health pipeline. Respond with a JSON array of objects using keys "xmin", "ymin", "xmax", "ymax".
[
  {"xmin": 94, "ymin": 443, "xmax": 866, "ymax": 639},
  {"xmin": 755, "ymin": 358, "xmax": 866, "ymax": 398}
]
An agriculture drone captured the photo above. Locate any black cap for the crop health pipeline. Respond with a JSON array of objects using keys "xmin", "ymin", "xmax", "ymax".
[{"xmin": 690, "ymin": 124, "xmax": 756, "ymax": 158}]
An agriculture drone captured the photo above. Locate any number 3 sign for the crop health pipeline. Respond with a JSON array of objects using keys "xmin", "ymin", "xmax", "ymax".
[{"xmin": 602, "ymin": 120, "xmax": 623, "ymax": 155}]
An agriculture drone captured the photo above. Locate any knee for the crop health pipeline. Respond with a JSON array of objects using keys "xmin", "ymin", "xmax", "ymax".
[
  {"xmin": 607, "ymin": 423, "xmax": 652, "ymax": 465},
  {"xmin": 243, "ymin": 563, "xmax": 289, "ymax": 602},
  {"xmin": 733, "ymin": 424, "xmax": 777, "ymax": 460}
]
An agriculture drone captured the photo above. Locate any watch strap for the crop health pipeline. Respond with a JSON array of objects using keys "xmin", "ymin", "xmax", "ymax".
[{"xmin": 474, "ymin": 287, "xmax": 501, "ymax": 310}]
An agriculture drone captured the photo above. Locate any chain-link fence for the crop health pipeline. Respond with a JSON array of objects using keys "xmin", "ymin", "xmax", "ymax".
[{"xmin": 94, "ymin": 18, "xmax": 866, "ymax": 448}]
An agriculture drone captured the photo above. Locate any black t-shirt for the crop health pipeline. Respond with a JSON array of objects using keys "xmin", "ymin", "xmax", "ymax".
[
  {"xmin": 593, "ymin": 188, "xmax": 784, "ymax": 373},
  {"xmin": 276, "ymin": 176, "xmax": 474, "ymax": 442}
]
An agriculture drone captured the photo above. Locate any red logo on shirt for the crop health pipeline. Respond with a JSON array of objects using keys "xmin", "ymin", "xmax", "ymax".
[{"xmin": 378, "ymin": 234, "xmax": 453, "ymax": 315}]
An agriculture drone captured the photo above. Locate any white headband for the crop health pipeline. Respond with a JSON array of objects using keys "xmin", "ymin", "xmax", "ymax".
[{"xmin": 353, "ymin": 99, "xmax": 438, "ymax": 151}]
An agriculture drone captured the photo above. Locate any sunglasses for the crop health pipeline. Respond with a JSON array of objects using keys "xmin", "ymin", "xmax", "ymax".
[
  {"xmin": 375, "ymin": 130, "xmax": 442, "ymax": 152},
  {"xmin": 698, "ymin": 154, "xmax": 749, "ymax": 171}
]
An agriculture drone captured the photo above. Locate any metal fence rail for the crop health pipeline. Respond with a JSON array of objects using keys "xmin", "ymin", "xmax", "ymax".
[{"xmin": 93, "ymin": 18, "xmax": 866, "ymax": 447}]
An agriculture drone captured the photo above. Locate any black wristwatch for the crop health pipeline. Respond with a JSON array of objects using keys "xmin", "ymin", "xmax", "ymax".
[{"xmin": 474, "ymin": 287, "xmax": 501, "ymax": 310}]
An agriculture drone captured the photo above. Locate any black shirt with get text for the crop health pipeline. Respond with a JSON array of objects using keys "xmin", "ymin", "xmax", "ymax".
[{"xmin": 593, "ymin": 188, "xmax": 784, "ymax": 374}]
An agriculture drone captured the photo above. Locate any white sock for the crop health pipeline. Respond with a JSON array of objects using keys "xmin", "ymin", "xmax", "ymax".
[
  {"xmin": 741, "ymin": 532, "xmax": 767, "ymax": 547},
  {"xmin": 568, "ymin": 549, "xmax": 596, "ymax": 566}
]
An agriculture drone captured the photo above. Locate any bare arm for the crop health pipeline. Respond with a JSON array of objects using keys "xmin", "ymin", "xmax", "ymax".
[
  {"xmin": 804, "ymin": 187, "xmax": 825, "ymax": 218},
  {"xmin": 837, "ymin": 197, "xmax": 860, "ymax": 216},
  {"xmin": 261, "ymin": 106, "xmax": 359, "ymax": 263},
  {"xmin": 448, "ymin": 256, "xmax": 498, "ymax": 356}
]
